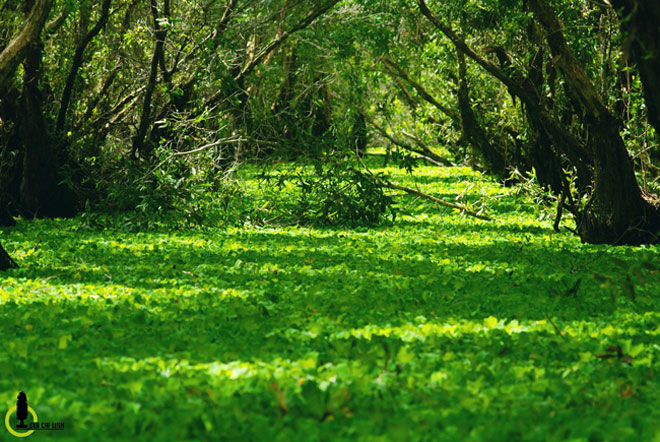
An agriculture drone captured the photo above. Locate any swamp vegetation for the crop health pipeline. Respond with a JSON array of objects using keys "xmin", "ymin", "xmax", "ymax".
[{"xmin": 1, "ymin": 0, "xmax": 660, "ymax": 440}]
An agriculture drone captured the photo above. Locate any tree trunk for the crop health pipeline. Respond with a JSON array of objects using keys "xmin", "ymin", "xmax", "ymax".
[
  {"xmin": 0, "ymin": 242, "xmax": 17, "ymax": 271},
  {"xmin": 0, "ymin": 0, "xmax": 52, "ymax": 86},
  {"xmin": 611, "ymin": 0, "xmax": 660, "ymax": 138},
  {"xmin": 146, "ymin": 0, "xmax": 238, "ymax": 149},
  {"xmin": 18, "ymin": 1, "xmax": 76, "ymax": 218},
  {"xmin": 56, "ymin": 0, "xmax": 112, "ymax": 133},
  {"xmin": 456, "ymin": 50, "xmax": 508, "ymax": 178},
  {"xmin": 528, "ymin": 0, "xmax": 660, "ymax": 244},
  {"xmin": 522, "ymin": 49, "xmax": 569, "ymax": 193},
  {"xmin": 416, "ymin": 1, "xmax": 590, "ymax": 188},
  {"xmin": 417, "ymin": 0, "xmax": 660, "ymax": 244},
  {"xmin": 131, "ymin": 0, "xmax": 169, "ymax": 159},
  {"xmin": 0, "ymin": 87, "xmax": 23, "ymax": 216}
]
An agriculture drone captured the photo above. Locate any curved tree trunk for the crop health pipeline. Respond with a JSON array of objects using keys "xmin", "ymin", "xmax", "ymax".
[
  {"xmin": 528, "ymin": 0, "xmax": 660, "ymax": 244},
  {"xmin": 418, "ymin": 0, "xmax": 660, "ymax": 245},
  {"xmin": 0, "ymin": 0, "xmax": 52, "ymax": 86},
  {"xmin": 456, "ymin": 50, "xmax": 508, "ymax": 178},
  {"xmin": 55, "ymin": 0, "xmax": 112, "ymax": 133}
]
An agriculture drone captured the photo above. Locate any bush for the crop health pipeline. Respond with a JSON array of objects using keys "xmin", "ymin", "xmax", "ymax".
[{"xmin": 292, "ymin": 155, "xmax": 395, "ymax": 226}]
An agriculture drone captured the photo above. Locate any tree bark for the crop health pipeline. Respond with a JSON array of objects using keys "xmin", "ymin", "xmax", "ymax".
[
  {"xmin": 528, "ymin": 0, "xmax": 660, "ymax": 244},
  {"xmin": 56, "ymin": 0, "xmax": 112, "ymax": 132},
  {"xmin": 417, "ymin": 0, "xmax": 660, "ymax": 244},
  {"xmin": 456, "ymin": 50, "xmax": 508, "ymax": 178},
  {"xmin": 0, "ymin": 0, "xmax": 52, "ymax": 86},
  {"xmin": 0, "ymin": 87, "xmax": 23, "ymax": 216},
  {"xmin": 522, "ymin": 49, "xmax": 567, "ymax": 192},
  {"xmin": 18, "ymin": 31, "xmax": 74, "ymax": 217},
  {"xmin": 132, "ymin": 0, "xmax": 169, "ymax": 159}
]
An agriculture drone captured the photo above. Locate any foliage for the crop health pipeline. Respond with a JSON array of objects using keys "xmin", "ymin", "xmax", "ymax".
[
  {"xmin": 2, "ymin": 163, "xmax": 660, "ymax": 440},
  {"xmin": 291, "ymin": 155, "xmax": 395, "ymax": 227},
  {"xmin": 2, "ymin": 0, "xmax": 660, "ymax": 436}
]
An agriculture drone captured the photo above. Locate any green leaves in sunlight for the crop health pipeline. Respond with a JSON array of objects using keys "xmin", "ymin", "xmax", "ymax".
[{"xmin": 1, "ymin": 164, "xmax": 659, "ymax": 441}]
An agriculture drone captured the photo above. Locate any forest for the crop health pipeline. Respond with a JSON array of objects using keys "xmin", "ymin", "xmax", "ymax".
[{"xmin": 1, "ymin": 0, "xmax": 660, "ymax": 440}]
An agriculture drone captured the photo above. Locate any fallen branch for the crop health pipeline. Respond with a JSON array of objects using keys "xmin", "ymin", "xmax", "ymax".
[
  {"xmin": 355, "ymin": 145, "xmax": 490, "ymax": 221},
  {"xmin": 381, "ymin": 181, "xmax": 492, "ymax": 221},
  {"xmin": 365, "ymin": 153, "xmax": 450, "ymax": 167}
]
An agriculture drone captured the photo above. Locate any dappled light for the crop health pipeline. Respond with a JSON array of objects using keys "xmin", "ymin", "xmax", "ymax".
[
  {"xmin": 3, "ymin": 162, "xmax": 660, "ymax": 440},
  {"xmin": 2, "ymin": 0, "xmax": 660, "ymax": 439}
]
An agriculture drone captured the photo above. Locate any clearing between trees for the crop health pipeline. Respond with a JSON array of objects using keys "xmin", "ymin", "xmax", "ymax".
[{"xmin": 1, "ymin": 163, "xmax": 659, "ymax": 441}]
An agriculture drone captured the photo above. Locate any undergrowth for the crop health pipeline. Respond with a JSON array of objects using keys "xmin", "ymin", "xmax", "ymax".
[{"xmin": 1, "ymin": 161, "xmax": 659, "ymax": 441}]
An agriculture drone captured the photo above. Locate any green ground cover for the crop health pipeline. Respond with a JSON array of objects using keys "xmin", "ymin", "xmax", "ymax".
[{"xmin": 1, "ymin": 163, "xmax": 660, "ymax": 441}]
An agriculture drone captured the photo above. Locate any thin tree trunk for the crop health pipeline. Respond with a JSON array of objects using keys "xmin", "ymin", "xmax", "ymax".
[
  {"xmin": 146, "ymin": 0, "xmax": 239, "ymax": 149},
  {"xmin": 456, "ymin": 50, "xmax": 508, "ymax": 178},
  {"xmin": 132, "ymin": 0, "xmax": 169, "ymax": 159},
  {"xmin": 56, "ymin": 0, "xmax": 112, "ymax": 132}
]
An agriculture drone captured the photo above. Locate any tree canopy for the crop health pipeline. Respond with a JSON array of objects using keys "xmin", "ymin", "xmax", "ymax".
[{"xmin": 0, "ymin": 0, "xmax": 658, "ymax": 245}]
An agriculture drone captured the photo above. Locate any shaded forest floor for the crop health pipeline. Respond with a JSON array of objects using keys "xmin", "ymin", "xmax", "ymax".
[{"xmin": 2, "ymin": 162, "xmax": 660, "ymax": 441}]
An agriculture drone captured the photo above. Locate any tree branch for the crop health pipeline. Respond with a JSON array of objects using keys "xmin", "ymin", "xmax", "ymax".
[
  {"xmin": 382, "ymin": 181, "xmax": 491, "ymax": 221},
  {"xmin": 381, "ymin": 55, "xmax": 459, "ymax": 121},
  {"xmin": 0, "ymin": 0, "xmax": 52, "ymax": 85},
  {"xmin": 56, "ymin": 0, "xmax": 112, "ymax": 132}
]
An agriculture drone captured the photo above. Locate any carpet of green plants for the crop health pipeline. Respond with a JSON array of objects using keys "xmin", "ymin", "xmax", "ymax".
[{"xmin": 2, "ymin": 162, "xmax": 660, "ymax": 441}]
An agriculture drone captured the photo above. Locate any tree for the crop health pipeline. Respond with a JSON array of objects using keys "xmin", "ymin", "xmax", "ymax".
[
  {"xmin": 416, "ymin": 0, "xmax": 660, "ymax": 244},
  {"xmin": 527, "ymin": 0, "xmax": 660, "ymax": 244},
  {"xmin": 611, "ymin": 1, "xmax": 660, "ymax": 138},
  {"xmin": 56, "ymin": 0, "xmax": 112, "ymax": 133},
  {"xmin": 0, "ymin": 0, "xmax": 52, "ymax": 86},
  {"xmin": 0, "ymin": 0, "xmax": 76, "ymax": 219},
  {"xmin": 131, "ymin": 0, "xmax": 170, "ymax": 159}
]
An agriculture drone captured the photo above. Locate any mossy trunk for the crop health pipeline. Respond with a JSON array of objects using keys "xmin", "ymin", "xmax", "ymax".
[
  {"xmin": 0, "ymin": 88, "xmax": 23, "ymax": 217},
  {"xmin": 578, "ymin": 113, "xmax": 660, "ymax": 244}
]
